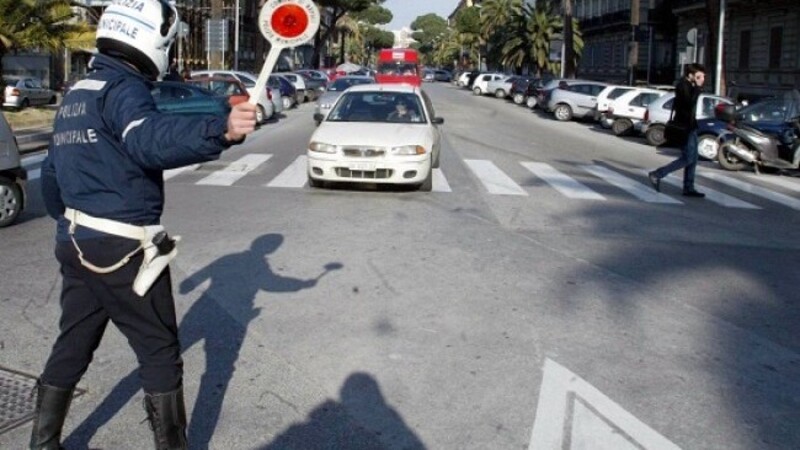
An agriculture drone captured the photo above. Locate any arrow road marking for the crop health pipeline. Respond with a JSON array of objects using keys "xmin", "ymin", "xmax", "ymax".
[{"xmin": 529, "ymin": 358, "xmax": 681, "ymax": 450}]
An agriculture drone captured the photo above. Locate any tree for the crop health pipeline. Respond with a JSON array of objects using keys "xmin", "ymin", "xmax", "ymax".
[
  {"xmin": 313, "ymin": 0, "xmax": 384, "ymax": 67},
  {"xmin": 454, "ymin": 6, "xmax": 481, "ymax": 68},
  {"xmin": 410, "ymin": 14, "xmax": 448, "ymax": 64},
  {"xmin": 527, "ymin": 3, "xmax": 561, "ymax": 76},
  {"xmin": 0, "ymin": 0, "xmax": 89, "ymax": 78}
]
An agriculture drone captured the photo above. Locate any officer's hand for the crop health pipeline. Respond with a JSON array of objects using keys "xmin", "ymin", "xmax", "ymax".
[{"xmin": 225, "ymin": 102, "xmax": 258, "ymax": 142}]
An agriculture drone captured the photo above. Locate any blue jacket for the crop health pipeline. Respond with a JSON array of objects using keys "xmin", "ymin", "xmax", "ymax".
[{"xmin": 42, "ymin": 54, "xmax": 238, "ymax": 240}]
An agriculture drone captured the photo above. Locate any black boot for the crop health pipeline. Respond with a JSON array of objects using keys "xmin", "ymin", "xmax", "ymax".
[
  {"xmin": 29, "ymin": 381, "xmax": 74, "ymax": 450},
  {"xmin": 143, "ymin": 387, "xmax": 188, "ymax": 450}
]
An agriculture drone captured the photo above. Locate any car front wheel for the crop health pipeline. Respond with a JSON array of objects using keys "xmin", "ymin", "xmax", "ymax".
[
  {"xmin": 526, "ymin": 97, "xmax": 537, "ymax": 109},
  {"xmin": 513, "ymin": 93, "xmax": 525, "ymax": 105},
  {"xmin": 645, "ymin": 124, "xmax": 666, "ymax": 146},
  {"xmin": 612, "ymin": 118, "xmax": 634, "ymax": 136},
  {"xmin": 697, "ymin": 134, "xmax": 719, "ymax": 160},
  {"xmin": 282, "ymin": 96, "xmax": 292, "ymax": 110},
  {"xmin": 553, "ymin": 104, "xmax": 573, "ymax": 121},
  {"xmin": 473, "ymin": 86, "xmax": 482, "ymax": 95},
  {"xmin": 495, "ymin": 89, "xmax": 506, "ymax": 98},
  {"xmin": 0, "ymin": 177, "xmax": 23, "ymax": 227}
]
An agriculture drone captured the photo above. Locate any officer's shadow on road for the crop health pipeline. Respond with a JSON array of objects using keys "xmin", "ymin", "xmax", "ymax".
[
  {"xmin": 259, "ymin": 372, "xmax": 427, "ymax": 450},
  {"xmin": 64, "ymin": 233, "xmax": 342, "ymax": 449}
]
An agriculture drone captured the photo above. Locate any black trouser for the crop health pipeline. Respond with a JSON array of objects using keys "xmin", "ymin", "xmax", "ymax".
[{"xmin": 40, "ymin": 237, "xmax": 183, "ymax": 394}]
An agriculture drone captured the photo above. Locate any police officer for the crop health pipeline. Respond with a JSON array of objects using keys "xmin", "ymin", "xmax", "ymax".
[{"xmin": 32, "ymin": 1, "xmax": 257, "ymax": 448}]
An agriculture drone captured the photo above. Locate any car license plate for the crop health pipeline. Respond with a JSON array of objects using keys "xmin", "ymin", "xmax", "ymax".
[{"xmin": 348, "ymin": 162, "xmax": 375, "ymax": 171}]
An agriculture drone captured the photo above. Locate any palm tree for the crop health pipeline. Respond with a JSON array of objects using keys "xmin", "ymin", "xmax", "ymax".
[
  {"xmin": 0, "ymin": 0, "xmax": 90, "ymax": 75},
  {"xmin": 527, "ymin": 3, "xmax": 561, "ymax": 76}
]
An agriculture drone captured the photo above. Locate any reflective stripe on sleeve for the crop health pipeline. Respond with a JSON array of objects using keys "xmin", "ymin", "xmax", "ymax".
[
  {"xmin": 71, "ymin": 80, "xmax": 107, "ymax": 91},
  {"xmin": 122, "ymin": 118, "xmax": 147, "ymax": 142}
]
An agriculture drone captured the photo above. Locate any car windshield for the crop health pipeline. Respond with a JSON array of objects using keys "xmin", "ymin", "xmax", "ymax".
[
  {"xmin": 377, "ymin": 62, "xmax": 418, "ymax": 76},
  {"xmin": 236, "ymin": 74, "xmax": 256, "ymax": 88},
  {"xmin": 328, "ymin": 78, "xmax": 372, "ymax": 92},
  {"xmin": 327, "ymin": 92, "xmax": 426, "ymax": 124},
  {"xmin": 189, "ymin": 80, "xmax": 246, "ymax": 96}
]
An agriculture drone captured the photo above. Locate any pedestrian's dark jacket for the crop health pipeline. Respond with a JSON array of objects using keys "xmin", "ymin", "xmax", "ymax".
[
  {"xmin": 41, "ymin": 53, "xmax": 237, "ymax": 241},
  {"xmin": 672, "ymin": 76, "xmax": 702, "ymax": 130}
]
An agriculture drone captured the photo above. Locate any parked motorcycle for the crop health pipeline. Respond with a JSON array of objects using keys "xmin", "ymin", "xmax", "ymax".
[{"xmin": 715, "ymin": 89, "xmax": 800, "ymax": 174}]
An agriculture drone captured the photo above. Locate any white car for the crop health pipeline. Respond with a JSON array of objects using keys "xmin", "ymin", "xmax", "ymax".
[
  {"xmin": 190, "ymin": 69, "xmax": 279, "ymax": 122},
  {"xmin": 3, "ymin": 76, "xmax": 57, "ymax": 109},
  {"xmin": 308, "ymin": 84, "xmax": 444, "ymax": 191},
  {"xmin": 642, "ymin": 93, "xmax": 733, "ymax": 158},
  {"xmin": 593, "ymin": 85, "xmax": 637, "ymax": 128},
  {"xmin": 607, "ymin": 88, "xmax": 668, "ymax": 136},
  {"xmin": 486, "ymin": 75, "xmax": 515, "ymax": 98},
  {"xmin": 472, "ymin": 73, "xmax": 506, "ymax": 96},
  {"xmin": 276, "ymin": 72, "xmax": 311, "ymax": 103}
]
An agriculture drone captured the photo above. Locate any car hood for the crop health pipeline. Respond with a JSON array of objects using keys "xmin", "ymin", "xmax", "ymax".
[{"xmin": 311, "ymin": 122, "xmax": 435, "ymax": 148}]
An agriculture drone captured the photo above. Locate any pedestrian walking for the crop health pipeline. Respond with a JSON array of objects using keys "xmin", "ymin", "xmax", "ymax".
[
  {"xmin": 31, "ymin": 1, "xmax": 257, "ymax": 449},
  {"xmin": 648, "ymin": 63, "xmax": 707, "ymax": 198}
]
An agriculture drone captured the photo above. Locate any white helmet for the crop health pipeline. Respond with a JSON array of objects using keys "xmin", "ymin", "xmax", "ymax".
[{"xmin": 96, "ymin": 0, "xmax": 179, "ymax": 80}]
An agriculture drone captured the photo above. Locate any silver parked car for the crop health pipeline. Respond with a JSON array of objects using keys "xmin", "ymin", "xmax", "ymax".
[
  {"xmin": 544, "ymin": 80, "xmax": 609, "ymax": 121},
  {"xmin": 641, "ymin": 92, "xmax": 733, "ymax": 153},
  {"xmin": 3, "ymin": 76, "xmax": 57, "ymax": 110},
  {"xmin": 0, "ymin": 112, "xmax": 26, "ymax": 227},
  {"xmin": 314, "ymin": 75, "xmax": 374, "ymax": 125}
]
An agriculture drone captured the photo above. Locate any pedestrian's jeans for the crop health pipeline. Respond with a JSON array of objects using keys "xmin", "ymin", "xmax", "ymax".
[
  {"xmin": 654, "ymin": 130, "xmax": 699, "ymax": 191},
  {"xmin": 40, "ymin": 237, "xmax": 183, "ymax": 394}
]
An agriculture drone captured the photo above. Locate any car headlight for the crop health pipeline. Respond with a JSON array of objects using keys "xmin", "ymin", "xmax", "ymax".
[
  {"xmin": 309, "ymin": 142, "xmax": 337, "ymax": 153},
  {"xmin": 391, "ymin": 145, "xmax": 426, "ymax": 155}
]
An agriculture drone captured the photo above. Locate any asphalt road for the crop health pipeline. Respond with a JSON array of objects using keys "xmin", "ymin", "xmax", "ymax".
[{"xmin": 1, "ymin": 82, "xmax": 799, "ymax": 449}]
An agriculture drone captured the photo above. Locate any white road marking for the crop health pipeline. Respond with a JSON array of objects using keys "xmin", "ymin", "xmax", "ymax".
[
  {"xmin": 582, "ymin": 165, "xmax": 682, "ymax": 204},
  {"xmin": 196, "ymin": 154, "xmax": 272, "ymax": 186},
  {"xmin": 744, "ymin": 173, "xmax": 800, "ymax": 194},
  {"xmin": 267, "ymin": 155, "xmax": 308, "ymax": 188},
  {"xmin": 658, "ymin": 172, "xmax": 760, "ymax": 209},
  {"xmin": 521, "ymin": 162, "xmax": 605, "ymax": 200},
  {"xmin": 529, "ymin": 358, "xmax": 682, "ymax": 450},
  {"xmin": 164, "ymin": 164, "xmax": 200, "ymax": 180},
  {"xmin": 432, "ymin": 168, "xmax": 451, "ymax": 192},
  {"xmin": 699, "ymin": 171, "xmax": 800, "ymax": 210},
  {"xmin": 464, "ymin": 159, "xmax": 528, "ymax": 196}
]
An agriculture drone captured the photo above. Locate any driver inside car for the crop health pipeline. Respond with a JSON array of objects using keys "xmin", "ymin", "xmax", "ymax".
[{"xmin": 387, "ymin": 99, "xmax": 420, "ymax": 122}]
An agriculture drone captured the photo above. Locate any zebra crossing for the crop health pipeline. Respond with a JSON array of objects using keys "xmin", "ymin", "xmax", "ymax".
[{"xmin": 22, "ymin": 153, "xmax": 800, "ymax": 211}]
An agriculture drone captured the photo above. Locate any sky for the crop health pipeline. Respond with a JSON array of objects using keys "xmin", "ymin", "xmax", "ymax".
[{"xmin": 382, "ymin": 0, "xmax": 458, "ymax": 31}]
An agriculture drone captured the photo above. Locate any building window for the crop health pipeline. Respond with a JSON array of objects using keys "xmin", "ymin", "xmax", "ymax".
[
  {"xmin": 769, "ymin": 26, "xmax": 782, "ymax": 69},
  {"xmin": 738, "ymin": 30, "xmax": 750, "ymax": 69}
]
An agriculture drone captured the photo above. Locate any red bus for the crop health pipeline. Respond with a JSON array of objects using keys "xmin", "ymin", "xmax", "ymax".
[{"xmin": 375, "ymin": 48, "xmax": 421, "ymax": 86}]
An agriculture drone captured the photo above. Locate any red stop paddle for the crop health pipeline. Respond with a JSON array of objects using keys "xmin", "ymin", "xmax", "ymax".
[{"xmin": 249, "ymin": 0, "xmax": 320, "ymax": 106}]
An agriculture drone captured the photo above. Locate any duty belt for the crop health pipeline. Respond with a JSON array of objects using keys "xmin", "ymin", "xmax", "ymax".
[{"xmin": 63, "ymin": 207, "xmax": 180, "ymax": 296}]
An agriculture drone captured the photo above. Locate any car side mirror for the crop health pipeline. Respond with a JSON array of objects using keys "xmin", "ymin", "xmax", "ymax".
[
  {"xmin": 313, "ymin": 113, "xmax": 325, "ymax": 124},
  {"xmin": 432, "ymin": 117, "xmax": 445, "ymax": 125}
]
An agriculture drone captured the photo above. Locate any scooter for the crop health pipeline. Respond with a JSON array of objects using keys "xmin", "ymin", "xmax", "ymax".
[{"xmin": 715, "ymin": 91, "xmax": 800, "ymax": 174}]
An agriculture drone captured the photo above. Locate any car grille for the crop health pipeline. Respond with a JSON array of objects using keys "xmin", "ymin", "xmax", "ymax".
[
  {"xmin": 342, "ymin": 147, "xmax": 386, "ymax": 157},
  {"xmin": 334, "ymin": 168, "xmax": 393, "ymax": 179}
]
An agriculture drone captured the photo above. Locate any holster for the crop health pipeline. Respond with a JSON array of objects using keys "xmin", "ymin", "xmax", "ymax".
[{"xmin": 64, "ymin": 208, "xmax": 180, "ymax": 297}]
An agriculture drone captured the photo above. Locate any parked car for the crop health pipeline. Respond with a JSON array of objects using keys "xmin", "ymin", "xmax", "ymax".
[
  {"xmin": 434, "ymin": 70, "xmax": 452, "ymax": 82},
  {"xmin": 3, "ymin": 76, "xmax": 57, "ymax": 110},
  {"xmin": 529, "ymin": 77, "xmax": 562, "ymax": 108},
  {"xmin": 544, "ymin": 80, "xmax": 609, "ymax": 121},
  {"xmin": 471, "ymin": 73, "xmax": 505, "ymax": 95},
  {"xmin": 296, "ymin": 71, "xmax": 327, "ymax": 97},
  {"xmin": 422, "ymin": 69, "xmax": 436, "ymax": 82},
  {"xmin": 190, "ymin": 69, "xmax": 278, "ymax": 122},
  {"xmin": 151, "ymin": 81, "xmax": 230, "ymax": 116},
  {"xmin": 187, "ymin": 77, "xmax": 274, "ymax": 122},
  {"xmin": 508, "ymin": 76, "xmax": 537, "ymax": 105},
  {"xmin": 607, "ymin": 88, "xmax": 668, "ymax": 136},
  {"xmin": 0, "ymin": 112, "xmax": 26, "ymax": 227},
  {"xmin": 277, "ymin": 72, "xmax": 313, "ymax": 103},
  {"xmin": 641, "ymin": 93, "xmax": 733, "ymax": 153},
  {"xmin": 593, "ymin": 85, "xmax": 637, "ymax": 128},
  {"xmin": 486, "ymin": 75, "xmax": 517, "ymax": 99},
  {"xmin": 308, "ymin": 83, "xmax": 444, "ymax": 191},
  {"xmin": 269, "ymin": 74, "xmax": 298, "ymax": 109},
  {"xmin": 314, "ymin": 75, "xmax": 375, "ymax": 124}
]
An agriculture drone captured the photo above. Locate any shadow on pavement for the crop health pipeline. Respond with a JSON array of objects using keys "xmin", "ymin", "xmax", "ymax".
[
  {"xmin": 259, "ymin": 372, "xmax": 426, "ymax": 450},
  {"xmin": 64, "ymin": 233, "xmax": 342, "ymax": 449}
]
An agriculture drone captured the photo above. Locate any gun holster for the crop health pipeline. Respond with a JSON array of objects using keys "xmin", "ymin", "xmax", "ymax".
[
  {"xmin": 133, "ymin": 226, "xmax": 180, "ymax": 296},
  {"xmin": 64, "ymin": 208, "xmax": 180, "ymax": 297}
]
